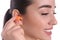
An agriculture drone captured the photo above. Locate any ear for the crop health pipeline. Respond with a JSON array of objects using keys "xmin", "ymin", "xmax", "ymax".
[{"xmin": 12, "ymin": 9, "xmax": 21, "ymax": 17}]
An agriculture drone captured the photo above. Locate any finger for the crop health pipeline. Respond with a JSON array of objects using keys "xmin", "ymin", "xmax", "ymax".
[
  {"xmin": 2, "ymin": 25, "xmax": 21, "ymax": 38},
  {"xmin": 5, "ymin": 16, "xmax": 16, "ymax": 25},
  {"xmin": 15, "ymin": 20, "xmax": 23, "ymax": 27},
  {"xmin": 9, "ymin": 20, "xmax": 23, "ymax": 31},
  {"xmin": 4, "ymin": 20, "xmax": 23, "ymax": 32},
  {"xmin": 2, "ymin": 25, "xmax": 25, "ymax": 40},
  {"xmin": 3, "ymin": 16, "xmax": 16, "ymax": 31},
  {"xmin": 7, "ymin": 25, "xmax": 24, "ymax": 36},
  {"xmin": 10, "ymin": 26, "xmax": 25, "ymax": 40},
  {"xmin": 8, "ymin": 25, "xmax": 21, "ymax": 32}
]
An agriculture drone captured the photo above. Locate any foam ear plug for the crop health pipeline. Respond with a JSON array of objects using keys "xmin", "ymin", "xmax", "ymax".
[{"xmin": 15, "ymin": 16, "xmax": 22, "ymax": 21}]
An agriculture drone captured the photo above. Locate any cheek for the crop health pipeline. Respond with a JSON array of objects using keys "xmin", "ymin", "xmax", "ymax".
[
  {"xmin": 23, "ymin": 11, "xmax": 48, "ymax": 31},
  {"xmin": 23, "ymin": 12, "xmax": 51, "ymax": 40},
  {"xmin": 23, "ymin": 16, "xmax": 50, "ymax": 39}
]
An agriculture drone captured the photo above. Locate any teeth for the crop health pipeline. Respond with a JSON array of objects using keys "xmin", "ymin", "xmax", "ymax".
[{"xmin": 45, "ymin": 30, "xmax": 52, "ymax": 32}]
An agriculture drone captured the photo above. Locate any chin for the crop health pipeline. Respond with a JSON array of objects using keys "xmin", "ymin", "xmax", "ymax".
[
  {"xmin": 40, "ymin": 34, "xmax": 51, "ymax": 40},
  {"xmin": 35, "ymin": 32, "xmax": 51, "ymax": 40},
  {"xmin": 38, "ymin": 36, "xmax": 51, "ymax": 40}
]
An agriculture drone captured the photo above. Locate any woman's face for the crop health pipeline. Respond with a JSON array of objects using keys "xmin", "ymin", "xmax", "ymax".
[{"xmin": 22, "ymin": 0, "xmax": 57, "ymax": 40}]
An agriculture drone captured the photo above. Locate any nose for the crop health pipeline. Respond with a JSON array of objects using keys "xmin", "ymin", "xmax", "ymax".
[
  {"xmin": 52, "ymin": 17, "xmax": 57, "ymax": 25},
  {"xmin": 49, "ymin": 15, "xmax": 57, "ymax": 25}
]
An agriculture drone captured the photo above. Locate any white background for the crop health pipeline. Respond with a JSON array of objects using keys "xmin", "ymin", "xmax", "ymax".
[{"xmin": 0, "ymin": 0, "xmax": 60, "ymax": 40}]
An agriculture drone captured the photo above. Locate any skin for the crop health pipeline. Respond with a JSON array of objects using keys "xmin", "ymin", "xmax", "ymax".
[
  {"xmin": 1, "ymin": 0, "xmax": 57, "ymax": 40},
  {"xmin": 23, "ymin": 0, "xmax": 57, "ymax": 40}
]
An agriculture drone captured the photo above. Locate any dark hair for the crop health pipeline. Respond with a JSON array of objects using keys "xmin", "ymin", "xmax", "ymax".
[
  {"xmin": 4, "ymin": 0, "xmax": 33, "ymax": 25},
  {"xmin": 10, "ymin": 0, "xmax": 32, "ymax": 14},
  {"xmin": 3, "ymin": 9, "xmax": 12, "ymax": 26}
]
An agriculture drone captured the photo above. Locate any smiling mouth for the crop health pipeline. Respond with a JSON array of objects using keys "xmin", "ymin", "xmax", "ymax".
[
  {"xmin": 44, "ymin": 30, "xmax": 52, "ymax": 36},
  {"xmin": 44, "ymin": 27, "xmax": 53, "ymax": 36}
]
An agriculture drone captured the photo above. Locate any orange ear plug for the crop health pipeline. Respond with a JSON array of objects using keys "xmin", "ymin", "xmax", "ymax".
[{"xmin": 15, "ymin": 16, "xmax": 22, "ymax": 21}]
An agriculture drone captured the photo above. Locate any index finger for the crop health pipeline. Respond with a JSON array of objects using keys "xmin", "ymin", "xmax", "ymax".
[{"xmin": 3, "ymin": 16, "xmax": 16, "ymax": 30}]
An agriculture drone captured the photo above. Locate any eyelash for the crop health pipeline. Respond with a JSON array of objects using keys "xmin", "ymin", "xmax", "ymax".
[
  {"xmin": 53, "ymin": 13, "xmax": 56, "ymax": 14},
  {"xmin": 41, "ymin": 13, "xmax": 48, "ymax": 15},
  {"xmin": 41, "ymin": 12, "xmax": 56, "ymax": 15}
]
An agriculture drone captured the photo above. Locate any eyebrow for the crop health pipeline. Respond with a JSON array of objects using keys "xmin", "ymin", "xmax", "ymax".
[{"xmin": 38, "ymin": 5, "xmax": 56, "ymax": 9}]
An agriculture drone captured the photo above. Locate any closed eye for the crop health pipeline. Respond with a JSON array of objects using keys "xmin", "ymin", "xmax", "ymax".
[{"xmin": 41, "ymin": 13, "xmax": 48, "ymax": 15}]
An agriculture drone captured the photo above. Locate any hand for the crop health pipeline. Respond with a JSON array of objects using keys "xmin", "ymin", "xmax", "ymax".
[{"xmin": 1, "ymin": 16, "xmax": 25, "ymax": 40}]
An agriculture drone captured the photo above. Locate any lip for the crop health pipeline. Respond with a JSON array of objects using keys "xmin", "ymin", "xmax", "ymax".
[
  {"xmin": 44, "ymin": 27, "xmax": 53, "ymax": 36},
  {"xmin": 44, "ymin": 31, "xmax": 52, "ymax": 36},
  {"xmin": 45, "ymin": 27, "xmax": 53, "ymax": 30}
]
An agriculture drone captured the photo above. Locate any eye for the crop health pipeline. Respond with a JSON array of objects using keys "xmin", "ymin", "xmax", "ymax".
[
  {"xmin": 41, "ymin": 13, "xmax": 49, "ymax": 15},
  {"xmin": 53, "ymin": 12, "xmax": 56, "ymax": 14}
]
